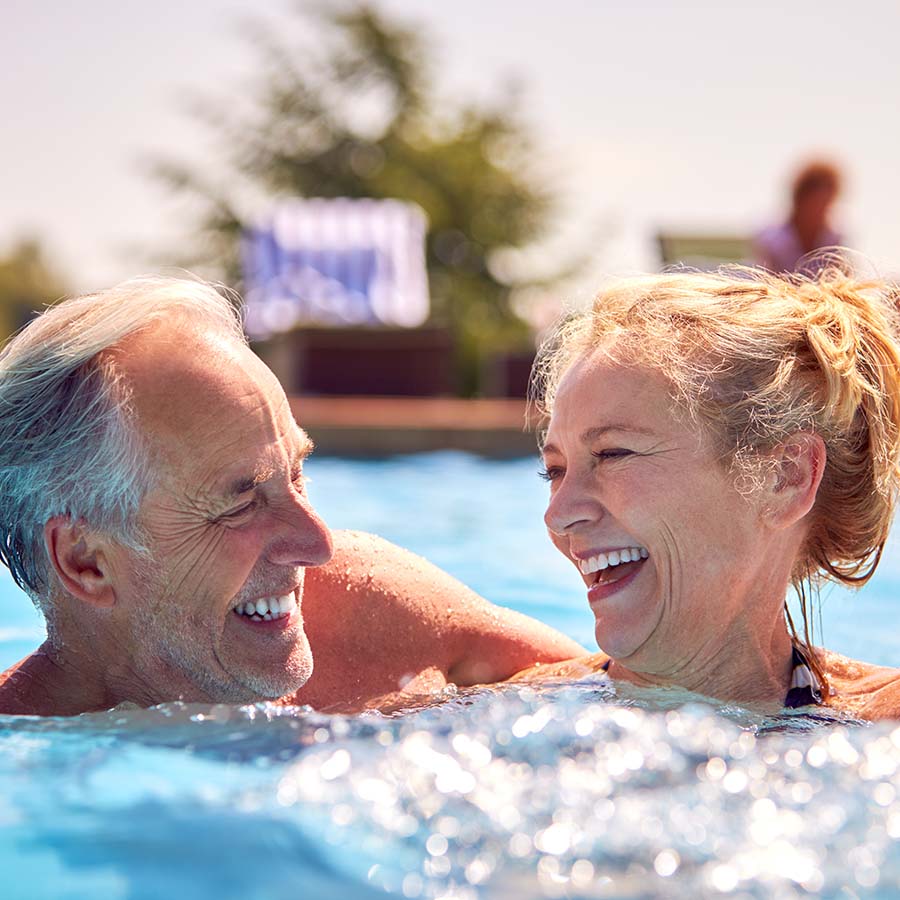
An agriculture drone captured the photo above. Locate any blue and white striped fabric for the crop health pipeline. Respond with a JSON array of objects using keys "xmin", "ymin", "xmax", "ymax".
[{"xmin": 241, "ymin": 198, "xmax": 430, "ymax": 338}]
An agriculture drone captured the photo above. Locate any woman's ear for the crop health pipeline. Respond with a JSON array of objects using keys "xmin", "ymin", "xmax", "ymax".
[
  {"xmin": 763, "ymin": 432, "xmax": 826, "ymax": 529},
  {"xmin": 43, "ymin": 516, "xmax": 117, "ymax": 608}
]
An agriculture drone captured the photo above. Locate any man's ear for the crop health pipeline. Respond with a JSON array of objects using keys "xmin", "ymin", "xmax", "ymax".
[
  {"xmin": 762, "ymin": 432, "xmax": 826, "ymax": 529},
  {"xmin": 43, "ymin": 516, "xmax": 117, "ymax": 608}
]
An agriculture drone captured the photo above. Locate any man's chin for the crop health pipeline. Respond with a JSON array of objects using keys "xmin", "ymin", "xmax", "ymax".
[
  {"xmin": 215, "ymin": 612, "xmax": 314, "ymax": 702},
  {"xmin": 235, "ymin": 659, "xmax": 313, "ymax": 702},
  {"xmin": 222, "ymin": 641, "xmax": 314, "ymax": 703}
]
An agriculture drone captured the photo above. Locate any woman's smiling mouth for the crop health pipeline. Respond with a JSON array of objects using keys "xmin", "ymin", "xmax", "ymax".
[
  {"xmin": 577, "ymin": 546, "xmax": 649, "ymax": 576},
  {"xmin": 576, "ymin": 546, "xmax": 650, "ymax": 604}
]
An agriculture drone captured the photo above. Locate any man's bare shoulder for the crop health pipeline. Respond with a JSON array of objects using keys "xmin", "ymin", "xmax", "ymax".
[
  {"xmin": 302, "ymin": 530, "xmax": 463, "ymax": 654},
  {"xmin": 820, "ymin": 649, "xmax": 900, "ymax": 720},
  {"xmin": 294, "ymin": 530, "xmax": 585, "ymax": 710},
  {"xmin": 0, "ymin": 649, "xmax": 63, "ymax": 716},
  {"xmin": 306, "ymin": 529, "xmax": 584, "ymax": 655},
  {"xmin": 307, "ymin": 528, "xmax": 460, "ymax": 597}
]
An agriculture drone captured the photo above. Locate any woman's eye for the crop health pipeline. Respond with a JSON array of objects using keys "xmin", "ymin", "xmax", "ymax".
[
  {"xmin": 538, "ymin": 466, "xmax": 564, "ymax": 482},
  {"xmin": 592, "ymin": 448, "xmax": 633, "ymax": 461}
]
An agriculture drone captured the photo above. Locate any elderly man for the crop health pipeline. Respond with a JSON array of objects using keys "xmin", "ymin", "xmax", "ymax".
[{"xmin": 0, "ymin": 277, "xmax": 581, "ymax": 716}]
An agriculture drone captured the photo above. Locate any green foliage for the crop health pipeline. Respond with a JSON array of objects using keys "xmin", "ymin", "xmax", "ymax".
[
  {"xmin": 0, "ymin": 239, "xmax": 68, "ymax": 342},
  {"xmin": 150, "ymin": 1, "xmax": 562, "ymax": 394}
]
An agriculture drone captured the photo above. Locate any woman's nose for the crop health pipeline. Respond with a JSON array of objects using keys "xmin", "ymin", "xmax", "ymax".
[{"xmin": 543, "ymin": 476, "xmax": 601, "ymax": 536}]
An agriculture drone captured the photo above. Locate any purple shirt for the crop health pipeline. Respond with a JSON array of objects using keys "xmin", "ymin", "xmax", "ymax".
[{"xmin": 754, "ymin": 222, "xmax": 843, "ymax": 274}]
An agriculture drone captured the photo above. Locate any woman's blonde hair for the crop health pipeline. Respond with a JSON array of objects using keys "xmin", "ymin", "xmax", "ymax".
[{"xmin": 533, "ymin": 267, "xmax": 900, "ymax": 687}]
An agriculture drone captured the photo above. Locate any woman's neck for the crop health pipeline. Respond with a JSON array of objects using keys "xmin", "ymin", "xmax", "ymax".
[{"xmin": 608, "ymin": 615, "xmax": 796, "ymax": 707}]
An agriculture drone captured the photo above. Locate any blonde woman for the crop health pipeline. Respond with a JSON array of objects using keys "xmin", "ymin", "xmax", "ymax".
[{"xmin": 514, "ymin": 268, "xmax": 900, "ymax": 720}]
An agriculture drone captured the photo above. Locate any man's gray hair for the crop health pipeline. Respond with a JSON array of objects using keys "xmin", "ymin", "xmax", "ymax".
[{"xmin": 0, "ymin": 275, "xmax": 246, "ymax": 612}]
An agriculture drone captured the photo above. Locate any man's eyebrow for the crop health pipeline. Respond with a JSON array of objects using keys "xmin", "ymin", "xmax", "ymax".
[
  {"xmin": 226, "ymin": 472, "xmax": 269, "ymax": 498},
  {"xmin": 225, "ymin": 430, "xmax": 314, "ymax": 497},
  {"xmin": 294, "ymin": 427, "xmax": 314, "ymax": 464},
  {"xmin": 540, "ymin": 423, "xmax": 655, "ymax": 456}
]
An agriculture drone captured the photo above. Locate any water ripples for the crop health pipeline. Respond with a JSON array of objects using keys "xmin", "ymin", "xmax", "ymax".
[{"xmin": 3, "ymin": 683, "xmax": 900, "ymax": 898}]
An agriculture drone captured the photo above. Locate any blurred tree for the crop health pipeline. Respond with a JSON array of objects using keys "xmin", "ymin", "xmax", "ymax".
[
  {"xmin": 149, "ymin": 1, "xmax": 564, "ymax": 394},
  {"xmin": 0, "ymin": 239, "xmax": 68, "ymax": 342}
]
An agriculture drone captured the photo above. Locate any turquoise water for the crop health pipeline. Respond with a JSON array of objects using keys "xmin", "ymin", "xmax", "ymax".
[{"xmin": 3, "ymin": 452, "xmax": 900, "ymax": 898}]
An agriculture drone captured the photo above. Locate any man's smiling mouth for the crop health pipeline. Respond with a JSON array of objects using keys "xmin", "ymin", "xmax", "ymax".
[{"xmin": 233, "ymin": 593, "xmax": 296, "ymax": 622}]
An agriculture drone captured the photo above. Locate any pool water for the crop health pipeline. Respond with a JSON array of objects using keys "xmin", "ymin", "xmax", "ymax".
[{"xmin": 4, "ymin": 452, "xmax": 900, "ymax": 898}]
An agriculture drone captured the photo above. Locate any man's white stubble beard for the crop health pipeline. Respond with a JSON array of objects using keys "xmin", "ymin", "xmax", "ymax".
[{"xmin": 127, "ymin": 552, "xmax": 314, "ymax": 704}]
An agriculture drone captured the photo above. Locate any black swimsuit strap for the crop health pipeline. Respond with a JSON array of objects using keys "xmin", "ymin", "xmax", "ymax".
[{"xmin": 784, "ymin": 642, "xmax": 824, "ymax": 709}]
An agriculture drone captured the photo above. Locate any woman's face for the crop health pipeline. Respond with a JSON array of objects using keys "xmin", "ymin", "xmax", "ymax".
[{"xmin": 541, "ymin": 352, "xmax": 779, "ymax": 677}]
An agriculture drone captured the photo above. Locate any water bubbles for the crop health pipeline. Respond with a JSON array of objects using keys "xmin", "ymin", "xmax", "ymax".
[
  {"xmin": 569, "ymin": 858, "xmax": 595, "ymax": 887},
  {"xmin": 319, "ymin": 749, "xmax": 351, "ymax": 780},
  {"xmin": 536, "ymin": 856, "xmax": 568, "ymax": 892},
  {"xmin": 508, "ymin": 832, "xmax": 533, "ymax": 858},
  {"xmin": 331, "ymin": 803, "xmax": 355, "ymax": 826},
  {"xmin": 855, "ymin": 861, "xmax": 881, "ymax": 888},
  {"xmin": 806, "ymin": 742, "xmax": 828, "ymax": 767},
  {"xmin": 827, "ymin": 728, "xmax": 860, "ymax": 765},
  {"xmin": 425, "ymin": 833, "xmax": 449, "ymax": 857},
  {"xmin": 276, "ymin": 777, "xmax": 297, "ymax": 807},
  {"xmin": 424, "ymin": 855, "xmax": 452, "ymax": 878},
  {"xmin": 356, "ymin": 776, "xmax": 394, "ymax": 804},
  {"xmin": 574, "ymin": 716, "xmax": 594, "ymax": 737},
  {"xmin": 783, "ymin": 748, "xmax": 804, "ymax": 767},
  {"xmin": 534, "ymin": 822, "xmax": 574, "ymax": 856},
  {"xmin": 654, "ymin": 848, "xmax": 680, "ymax": 877},
  {"xmin": 722, "ymin": 769, "xmax": 748, "ymax": 794},
  {"xmin": 511, "ymin": 705, "xmax": 554, "ymax": 738},
  {"xmin": 887, "ymin": 810, "xmax": 900, "ymax": 838},
  {"xmin": 450, "ymin": 734, "xmax": 491, "ymax": 768},
  {"xmin": 707, "ymin": 862, "xmax": 739, "ymax": 892},
  {"xmin": 402, "ymin": 873, "xmax": 424, "ymax": 897}
]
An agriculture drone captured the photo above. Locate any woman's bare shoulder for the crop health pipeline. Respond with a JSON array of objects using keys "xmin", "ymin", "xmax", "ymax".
[{"xmin": 819, "ymin": 649, "xmax": 900, "ymax": 720}]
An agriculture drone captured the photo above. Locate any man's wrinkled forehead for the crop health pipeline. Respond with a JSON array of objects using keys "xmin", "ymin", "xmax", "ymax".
[
  {"xmin": 121, "ymin": 323, "xmax": 248, "ymax": 409},
  {"xmin": 118, "ymin": 320, "xmax": 298, "ymax": 470}
]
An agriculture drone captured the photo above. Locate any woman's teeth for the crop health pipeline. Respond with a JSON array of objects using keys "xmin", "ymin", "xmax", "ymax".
[
  {"xmin": 578, "ymin": 547, "xmax": 648, "ymax": 575},
  {"xmin": 234, "ymin": 595, "xmax": 295, "ymax": 622}
]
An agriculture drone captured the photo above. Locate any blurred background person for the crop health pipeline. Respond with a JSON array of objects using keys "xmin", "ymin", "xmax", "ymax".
[{"xmin": 754, "ymin": 159, "xmax": 845, "ymax": 274}]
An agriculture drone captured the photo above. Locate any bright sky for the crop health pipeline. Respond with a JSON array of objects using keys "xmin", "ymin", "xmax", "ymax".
[{"xmin": 4, "ymin": 0, "xmax": 900, "ymax": 297}]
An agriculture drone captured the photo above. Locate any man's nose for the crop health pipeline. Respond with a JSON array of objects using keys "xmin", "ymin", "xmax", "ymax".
[{"xmin": 267, "ymin": 495, "xmax": 334, "ymax": 567}]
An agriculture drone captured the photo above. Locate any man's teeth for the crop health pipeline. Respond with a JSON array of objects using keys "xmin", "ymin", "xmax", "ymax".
[
  {"xmin": 234, "ymin": 595, "xmax": 295, "ymax": 621},
  {"xmin": 578, "ymin": 547, "xmax": 649, "ymax": 575}
]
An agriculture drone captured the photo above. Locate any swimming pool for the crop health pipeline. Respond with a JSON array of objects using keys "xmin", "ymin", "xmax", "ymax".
[{"xmin": 3, "ymin": 452, "xmax": 900, "ymax": 898}]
